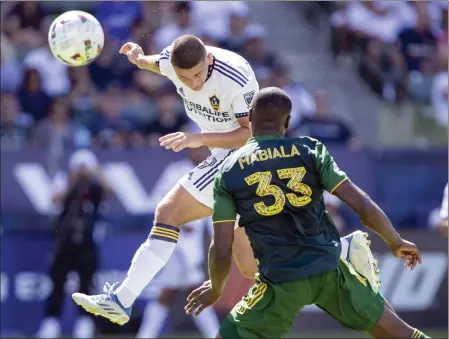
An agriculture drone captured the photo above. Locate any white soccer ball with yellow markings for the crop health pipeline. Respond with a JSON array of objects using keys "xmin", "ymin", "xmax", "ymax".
[{"xmin": 48, "ymin": 10, "xmax": 104, "ymax": 67}]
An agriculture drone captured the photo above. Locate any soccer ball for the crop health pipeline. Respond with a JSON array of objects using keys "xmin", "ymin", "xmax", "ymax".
[{"xmin": 48, "ymin": 10, "xmax": 104, "ymax": 67}]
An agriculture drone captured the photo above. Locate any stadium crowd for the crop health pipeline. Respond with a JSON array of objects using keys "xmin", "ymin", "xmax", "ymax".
[
  {"xmin": 326, "ymin": 1, "xmax": 448, "ymax": 127},
  {"xmin": 1, "ymin": 1, "xmax": 361, "ymax": 152}
]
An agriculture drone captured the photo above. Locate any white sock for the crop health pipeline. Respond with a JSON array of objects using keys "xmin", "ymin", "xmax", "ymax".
[
  {"xmin": 73, "ymin": 316, "xmax": 95, "ymax": 338},
  {"xmin": 340, "ymin": 236, "xmax": 349, "ymax": 261},
  {"xmin": 137, "ymin": 301, "xmax": 169, "ymax": 338},
  {"xmin": 192, "ymin": 306, "xmax": 220, "ymax": 338},
  {"xmin": 116, "ymin": 224, "xmax": 179, "ymax": 308}
]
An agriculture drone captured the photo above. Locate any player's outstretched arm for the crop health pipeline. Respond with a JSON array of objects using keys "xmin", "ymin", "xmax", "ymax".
[
  {"xmin": 119, "ymin": 42, "xmax": 161, "ymax": 74},
  {"xmin": 333, "ymin": 180, "xmax": 422, "ymax": 269}
]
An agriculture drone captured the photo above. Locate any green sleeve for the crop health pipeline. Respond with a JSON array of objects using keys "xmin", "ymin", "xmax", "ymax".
[
  {"xmin": 315, "ymin": 141, "xmax": 348, "ymax": 193},
  {"xmin": 212, "ymin": 171, "xmax": 237, "ymax": 223}
]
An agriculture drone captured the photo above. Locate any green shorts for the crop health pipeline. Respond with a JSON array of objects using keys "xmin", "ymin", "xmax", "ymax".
[{"xmin": 219, "ymin": 260, "xmax": 384, "ymax": 338}]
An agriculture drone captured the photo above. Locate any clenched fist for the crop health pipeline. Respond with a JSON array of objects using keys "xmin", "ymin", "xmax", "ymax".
[{"xmin": 119, "ymin": 42, "xmax": 145, "ymax": 68}]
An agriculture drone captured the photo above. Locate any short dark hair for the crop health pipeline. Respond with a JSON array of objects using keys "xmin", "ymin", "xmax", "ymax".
[
  {"xmin": 171, "ymin": 35, "xmax": 206, "ymax": 69},
  {"xmin": 251, "ymin": 87, "xmax": 292, "ymax": 122},
  {"xmin": 175, "ymin": 1, "xmax": 191, "ymax": 14}
]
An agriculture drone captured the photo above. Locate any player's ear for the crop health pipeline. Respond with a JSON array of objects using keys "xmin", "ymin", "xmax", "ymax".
[
  {"xmin": 207, "ymin": 53, "xmax": 213, "ymax": 65},
  {"xmin": 285, "ymin": 115, "xmax": 290, "ymax": 129},
  {"xmin": 249, "ymin": 109, "xmax": 253, "ymax": 122}
]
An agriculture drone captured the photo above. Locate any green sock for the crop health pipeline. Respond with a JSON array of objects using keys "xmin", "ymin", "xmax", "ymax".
[{"xmin": 412, "ymin": 328, "xmax": 431, "ymax": 339}]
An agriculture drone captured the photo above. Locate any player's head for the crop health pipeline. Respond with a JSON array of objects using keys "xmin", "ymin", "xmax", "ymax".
[
  {"xmin": 171, "ymin": 35, "xmax": 213, "ymax": 91},
  {"xmin": 249, "ymin": 87, "xmax": 292, "ymax": 136}
]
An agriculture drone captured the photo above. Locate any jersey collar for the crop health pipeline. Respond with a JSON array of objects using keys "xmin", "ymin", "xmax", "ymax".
[
  {"xmin": 205, "ymin": 55, "xmax": 215, "ymax": 83},
  {"xmin": 246, "ymin": 135, "xmax": 284, "ymax": 144}
]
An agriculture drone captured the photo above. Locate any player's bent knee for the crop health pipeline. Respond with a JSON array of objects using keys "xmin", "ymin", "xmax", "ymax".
[{"xmin": 154, "ymin": 184, "xmax": 212, "ymax": 227}]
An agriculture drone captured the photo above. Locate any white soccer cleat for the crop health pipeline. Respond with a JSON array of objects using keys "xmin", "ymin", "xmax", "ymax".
[
  {"xmin": 343, "ymin": 230, "xmax": 381, "ymax": 292},
  {"xmin": 72, "ymin": 282, "xmax": 132, "ymax": 326}
]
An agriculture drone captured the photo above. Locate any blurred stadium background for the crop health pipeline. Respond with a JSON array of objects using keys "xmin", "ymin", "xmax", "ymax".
[{"xmin": 0, "ymin": 1, "xmax": 447, "ymax": 338}]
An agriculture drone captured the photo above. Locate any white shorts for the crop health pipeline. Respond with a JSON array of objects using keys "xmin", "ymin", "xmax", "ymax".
[
  {"xmin": 179, "ymin": 148, "xmax": 236, "ymax": 209},
  {"xmin": 155, "ymin": 219, "xmax": 209, "ymax": 290}
]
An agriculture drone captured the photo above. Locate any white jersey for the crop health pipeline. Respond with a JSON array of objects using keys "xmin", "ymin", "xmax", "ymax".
[{"xmin": 158, "ymin": 45, "xmax": 259, "ymax": 136}]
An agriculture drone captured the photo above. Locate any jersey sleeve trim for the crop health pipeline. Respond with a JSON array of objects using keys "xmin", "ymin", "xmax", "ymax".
[
  {"xmin": 329, "ymin": 177, "xmax": 348, "ymax": 194},
  {"xmin": 213, "ymin": 220, "xmax": 236, "ymax": 224},
  {"xmin": 235, "ymin": 112, "xmax": 249, "ymax": 118}
]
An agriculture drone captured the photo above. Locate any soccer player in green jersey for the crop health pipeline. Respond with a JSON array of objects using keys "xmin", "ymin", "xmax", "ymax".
[{"xmin": 185, "ymin": 87, "xmax": 429, "ymax": 339}]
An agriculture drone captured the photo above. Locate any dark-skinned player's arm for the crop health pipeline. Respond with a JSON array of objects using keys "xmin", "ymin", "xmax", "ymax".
[
  {"xmin": 119, "ymin": 42, "xmax": 162, "ymax": 74},
  {"xmin": 185, "ymin": 171, "xmax": 237, "ymax": 316},
  {"xmin": 314, "ymin": 141, "xmax": 422, "ymax": 269}
]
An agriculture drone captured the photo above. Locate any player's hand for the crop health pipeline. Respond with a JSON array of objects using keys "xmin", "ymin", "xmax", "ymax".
[
  {"xmin": 119, "ymin": 42, "xmax": 144, "ymax": 67},
  {"xmin": 159, "ymin": 132, "xmax": 203, "ymax": 152},
  {"xmin": 185, "ymin": 280, "xmax": 221, "ymax": 317},
  {"xmin": 390, "ymin": 239, "xmax": 422, "ymax": 270}
]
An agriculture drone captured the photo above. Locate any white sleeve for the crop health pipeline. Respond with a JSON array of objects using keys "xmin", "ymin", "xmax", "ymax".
[
  {"xmin": 157, "ymin": 46, "xmax": 175, "ymax": 80},
  {"xmin": 232, "ymin": 77, "xmax": 259, "ymax": 119},
  {"xmin": 440, "ymin": 184, "xmax": 448, "ymax": 220}
]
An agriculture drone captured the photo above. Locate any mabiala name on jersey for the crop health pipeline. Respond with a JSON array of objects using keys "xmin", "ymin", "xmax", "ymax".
[
  {"xmin": 184, "ymin": 98, "xmax": 232, "ymax": 123},
  {"xmin": 239, "ymin": 145, "xmax": 301, "ymax": 169}
]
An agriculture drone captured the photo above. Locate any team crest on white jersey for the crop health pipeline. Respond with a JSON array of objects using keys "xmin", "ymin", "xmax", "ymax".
[
  {"xmin": 209, "ymin": 94, "xmax": 220, "ymax": 111},
  {"xmin": 244, "ymin": 90, "xmax": 255, "ymax": 109}
]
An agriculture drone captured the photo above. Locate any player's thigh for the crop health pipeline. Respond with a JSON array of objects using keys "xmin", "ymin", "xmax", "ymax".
[
  {"xmin": 316, "ymin": 260, "xmax": 384, "ymax": 331},
  {"xmin": 155, "ymin": 183, "xmax": 212, "ymax": 226},
  {"xmin": 220, "ymin": 275, "xmax": 312, "ymax": 338},
  {"xmin": 176, "ymin": 148, "xmax": 235, "ymax": 216}
]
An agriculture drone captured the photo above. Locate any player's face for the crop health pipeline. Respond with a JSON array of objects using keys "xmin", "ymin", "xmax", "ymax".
[{"xmin": 173, "ymin": 54, "xmax": 212, "ymax": 91}]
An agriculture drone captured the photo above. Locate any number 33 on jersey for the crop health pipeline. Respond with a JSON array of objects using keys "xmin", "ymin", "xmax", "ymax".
[{"xmin": 212, "ymin": 135, "xmax": 349, "ymax": 226}]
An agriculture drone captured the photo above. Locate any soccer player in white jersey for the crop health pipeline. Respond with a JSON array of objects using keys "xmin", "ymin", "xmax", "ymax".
[{"xmin": 72, "ymin": 35, "xmax": 380, "ymax": 326}]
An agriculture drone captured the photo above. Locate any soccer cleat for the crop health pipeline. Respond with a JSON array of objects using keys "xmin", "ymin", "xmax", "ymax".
[
  {"xmin": 343, "ymin": 230, "xmax": 381, "ymax": 292},
  {"xmin": 72, "ymin": 282, "xmax": 132, "ymax": 326}
]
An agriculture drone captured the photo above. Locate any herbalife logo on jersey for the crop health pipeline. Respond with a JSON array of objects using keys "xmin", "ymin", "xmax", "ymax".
[
  {"xmin": 183, "ymin": 98, "xmax": 231, "ymax": 123},
  {"xmin": 178, "ymin": 87, "xmax": 184, "ymax": 97}
]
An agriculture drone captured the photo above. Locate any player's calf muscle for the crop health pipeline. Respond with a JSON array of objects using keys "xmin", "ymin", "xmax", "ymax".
[{"xmin": 369, "ymin": 306, "xmax": 428, "ymax": 338}]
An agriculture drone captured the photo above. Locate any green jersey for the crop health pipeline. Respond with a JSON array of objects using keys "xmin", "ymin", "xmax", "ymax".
[{"xmin": 212, "ymin": 135, "xmax": 348, "ymax": 283}]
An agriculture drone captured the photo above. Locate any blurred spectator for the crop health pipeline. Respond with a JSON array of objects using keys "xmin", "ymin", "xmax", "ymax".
[
  {"xmin": 122, "ymin": 87, "xmax": 156, "ymax": 129},
  {"xmin": 1, "ymin": 93, "xmax": 34, "ymax": 151},
  {"xmin": 23, "ymin": 17, "xmax": 71, "ymax": 97},
  {"xmin": 18, "ymin": 68, "xmax": 52, "ymax": 122},
  {"xmin": 324, "ymin": 192, "xmax": 346, "ymax": 233},
  {"xmin": 36, "ymin": 150, "xmax": 112, "ymax": 339},
  {"xmin": 3, "ymin": 1, "xmax": 45, "ymax": 54},
  {"xmin": 218, "ymin": 2, "xmax": 249, "ymax": 53},
  {"xmin": 146, "ymin": 90, "xmax": 188, "ymax": 148},
  {"xmin": 32, "ymin": 97, "xmax": 90, "ymax": 150},
  {"xmin": 190, "ymin": 1, "xmax": 244, "ymax": 42},
  {"xmin": 89, "ymin": 44, "xmax": 125, "ymax": 91},
  {"xmin": 397, "ymin": 6, "xmax": 436, "ymax": 73},
  {"xmin": 241, "ymin": 24, "xmax": 279, "ymax": 86},
  {"xmin": 428, "ymin": 183, "xmax": 448, "ymax": 236},
  {"xmin": 154, "ymin": 1, "xmax": 197, "ymax": 51},
  {"xmin": 88, "ymin": 83, "xmax": 131, "ymax": 149},
  {"xmin": 0, "ymin": 35, "xmax": 22, "ymax": 92},
  {"xmin": 292, "ymin": 90, "xmax": 357, "ymax": 148},
  {"xmin": 269, "ymin": 62, "xmax": 316, "ymax": 129},
  {"xmin": 431, "ymin": 52, "xmax": 448, "ymax": 127},
  {"xmin": 94, "ymin": 1, "xmax": 143, "ymax": 45}
]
